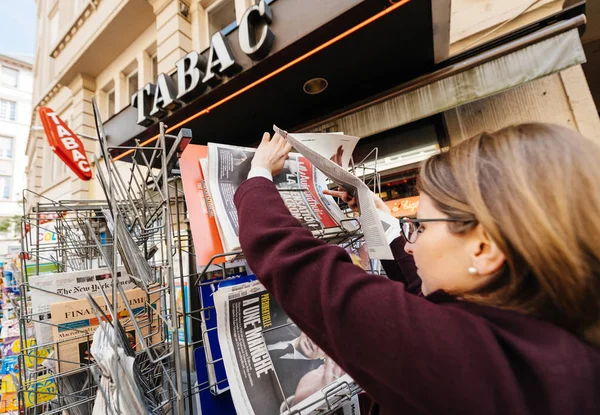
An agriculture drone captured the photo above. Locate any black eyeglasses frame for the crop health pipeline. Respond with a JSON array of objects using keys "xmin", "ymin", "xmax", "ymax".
[{"xmin": 399, "ymin": 217, "xmax": 475, "ymax": 243}]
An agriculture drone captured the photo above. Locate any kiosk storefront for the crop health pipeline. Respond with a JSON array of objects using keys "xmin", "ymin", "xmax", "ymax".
[{"xmin": 103, "ymin": 0, "xmax": 591, "ymax": 212}]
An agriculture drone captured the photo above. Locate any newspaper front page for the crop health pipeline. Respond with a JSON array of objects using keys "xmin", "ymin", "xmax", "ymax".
[
  {"xmin": 29, "ymin": 267, "xmax": 137, "ymax": 346},
  {"xmin": 207, "ymin": 143, "xmax": 350, "ymax": 252},
  {"xmin": 50, "ymin": 288, "xmax": 160, "ymax": 374},
  {"xmin": 215, "ymin": 282, "xmax": 356, "ymax": 415},
  {"xmin": 275, "ymin": 126, "xmax": 394, "ymax": 259}
]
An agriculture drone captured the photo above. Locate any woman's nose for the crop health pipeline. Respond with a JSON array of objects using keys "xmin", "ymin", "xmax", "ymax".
[{"xmin": 403, "ymin": 240, "xmax": 414, "ymax": 255}]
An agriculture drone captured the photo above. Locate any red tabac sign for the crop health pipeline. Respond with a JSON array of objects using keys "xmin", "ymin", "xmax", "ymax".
[{"xmin": 38, "ymin": 107, "xmax": 92, "ymax": 181}]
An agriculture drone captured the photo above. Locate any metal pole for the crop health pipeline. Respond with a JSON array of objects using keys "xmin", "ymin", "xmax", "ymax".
[
  {"xmin": 112, "ymin": 208, "xmax": 121, "ymax": 414},
  {"xmin": 159, "ymin": 123, "xmax": 184, "ymax": 415},
  {"xmin": 174, "ymin": 178, "xmax": 194, "ymax": 412}
]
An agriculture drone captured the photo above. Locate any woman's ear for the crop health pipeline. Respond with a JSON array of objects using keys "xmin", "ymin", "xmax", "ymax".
[{"xmin": 468, "ymin": 224, "xmax": 506, "ymax": 277}]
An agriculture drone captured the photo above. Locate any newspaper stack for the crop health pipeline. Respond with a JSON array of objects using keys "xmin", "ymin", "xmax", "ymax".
[
  {"xmin": 49, "ymin": 287, "xmax": 161, "ymax": 374},
  {"xmin": 28, "ymin": 267, "xmax": 136, "ymax": 347},
  {"xmin": 90, "ymin": 322, "xmax": 148, "ymax": 415},
  {"xmin": 202, "ymin": 128, "xmax": 398, "ymax": 260},
  {"xmin": 214, "ymin": 281, "xmax": 359, "ymax": 415}
]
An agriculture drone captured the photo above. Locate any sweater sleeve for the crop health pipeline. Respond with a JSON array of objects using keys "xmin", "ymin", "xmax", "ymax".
[{"xmin": 234, "ymin": 178, "xmax": 514, "ymax": 412}]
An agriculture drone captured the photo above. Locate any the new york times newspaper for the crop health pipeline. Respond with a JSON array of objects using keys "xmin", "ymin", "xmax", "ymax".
[
  {"xmin": 215, "ymin": 282, "xmax": 356, "ymax": 415},
  {"xmin": 206, "ymin": 143, "xmax": 351, "ymax": 253},
  {"xmin": 29, "ymin": 267, "xmax": 136, "ymax": 346}
]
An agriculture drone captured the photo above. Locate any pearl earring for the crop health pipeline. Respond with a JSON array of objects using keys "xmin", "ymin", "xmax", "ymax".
[{"xmin": 468, "ymin": 266, "xmax": 479, "ymax": 276}]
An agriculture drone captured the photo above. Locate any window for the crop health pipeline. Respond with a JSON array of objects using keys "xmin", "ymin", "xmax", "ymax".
[
  {"xmin": 0, "ymin": 175, "xmax": 10, "ymax": 199},
  {"xmin": 128, "ymin": 72, "xmax": 138, "ymax": 99},
  {"xmin": 49, "ymin": 12, "xmax": 59, "ymax": 46},
  {"xmin": 151, "ymin": 55, "xmax": 158, "ymax": 83},
  {"xmin": 0, "ymin": 136, "xmax": 13, "ymax": 158},
  {"xmin": 0, "ymin": 100, "xmax": 16, "ymax": 121},
  {"xmin": 107, "ymin": 90, "xmax": 115, "ymax": 118},
  {"xmin": 208, "ymin": 0, "xmax": 236, "ymax": 35},
  {"xmin": 1, "ymin": 66, "xmax": 18, "ymax": 87}
]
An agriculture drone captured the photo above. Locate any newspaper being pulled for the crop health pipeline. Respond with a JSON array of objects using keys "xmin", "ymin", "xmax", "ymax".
[
  {"xmin": 50, "ymin": 288, "xmax": 160, "ymax": 374},
  {"xmin": 275, "ymin": 126, "xmax": 395, "ymax": 260},
  {"xmin": 206, "ymin": 143, "xmax": 355, "ymax": 253},
  {"xmin": 215, "ymin": 281, "xmax": 357, "ymax": 415},
  {"xmin": 29, "ymin": 267, "xmax": 137, "ymax": 347}
]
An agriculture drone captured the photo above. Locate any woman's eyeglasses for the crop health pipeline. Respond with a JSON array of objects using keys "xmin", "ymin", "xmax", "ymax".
[{"xmin": 399, "ymin": 217, "xmax": 474, "ymax": 243}]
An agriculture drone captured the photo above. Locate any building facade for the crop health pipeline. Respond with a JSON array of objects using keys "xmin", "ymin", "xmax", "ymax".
[
  {"xmin": 0, "ymin": 54, "xmax": 33, "ymax": 261},
  {"xmin": 26, "ymin": 0, "xmax": 600, "ymax": 215}
]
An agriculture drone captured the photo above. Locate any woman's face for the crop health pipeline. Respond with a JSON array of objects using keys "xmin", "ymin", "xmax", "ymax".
[{"xmin": 404, "ymin": 193, "xmax": 479, "ymax": 296}]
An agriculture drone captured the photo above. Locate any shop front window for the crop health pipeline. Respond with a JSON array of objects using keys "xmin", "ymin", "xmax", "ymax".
[{"xmin": 349, "ymin": 115, "xmax": 447, "ymax": 217}]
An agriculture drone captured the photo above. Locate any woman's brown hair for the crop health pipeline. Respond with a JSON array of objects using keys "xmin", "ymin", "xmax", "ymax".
[{"xmin": 418, "ymin": 123, "xmax": 600, "ymax": 347}]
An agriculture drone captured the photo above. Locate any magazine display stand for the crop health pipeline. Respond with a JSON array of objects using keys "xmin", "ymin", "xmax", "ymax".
[{"xmin": 13, "ymin": 97, "xmax": 382, "ymax": 414}]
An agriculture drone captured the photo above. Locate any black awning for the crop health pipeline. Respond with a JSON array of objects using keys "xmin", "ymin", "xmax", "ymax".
[{"xmin": 104, "ymin": 0, "xmax": 437, "ymax": 158}]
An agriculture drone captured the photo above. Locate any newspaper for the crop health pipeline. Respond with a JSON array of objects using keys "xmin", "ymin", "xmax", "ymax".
[
  {"xmin": 50, "ymin": 288, "xmax": 160, "ymax": 374},
  {"xmin": 28, "ymin": 267, "xmax": 137, "ymax": 346},
  {"xmin": 206, "ymin": 143, "xmax": 351, "ymax": 253},
  {"xmin": 275, "ymin": 126, "xmax": 394, "ymax": 260},
  {"xmin": 215, "ymin": 282, "xmax": 356, "ymax": 415},
  {"xmin": 281, "ymin": 131, "xmax": 360, "ymax": 169}
]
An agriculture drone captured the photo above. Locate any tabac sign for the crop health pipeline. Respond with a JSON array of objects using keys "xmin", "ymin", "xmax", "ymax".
[
  {"xmin": 38, "ymin": 107, "xmax": 92, "ymax": 181},
  {"xmin": 132, "ymin": 0, "xmax": 274, "ymax": 126}
]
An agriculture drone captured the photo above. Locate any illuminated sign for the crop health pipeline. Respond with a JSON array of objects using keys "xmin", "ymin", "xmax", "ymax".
[
  {"xmin": 385, "ymin": 196, "xmax": 420, "ymax": 218},
  {"xmin": 132, "ymin": 0, "xmax": 274, "ymax": 126}
]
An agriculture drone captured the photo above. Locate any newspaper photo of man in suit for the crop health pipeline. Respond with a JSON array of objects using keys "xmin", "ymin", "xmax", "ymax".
[{"xmin": 264, "ymin": 323, "xmax": 346, "ymax": 413}]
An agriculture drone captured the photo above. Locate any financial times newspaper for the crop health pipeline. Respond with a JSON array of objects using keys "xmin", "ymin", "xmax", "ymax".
[
  {"xmin": 207, "ymin": 143, "xmax": 353, "ymax": 253},
  {"xmin": 50, "ymin": 288, "xmax": 160, "ymax": 374},
  {"xmin": 215, "ymin": 282, "xmax": 356, "ymax": 415}
]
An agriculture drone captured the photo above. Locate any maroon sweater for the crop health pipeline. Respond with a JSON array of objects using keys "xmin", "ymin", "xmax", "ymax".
[{"xmin": 234, "ymin": 177, "xmax": 600, "ymax": 414}]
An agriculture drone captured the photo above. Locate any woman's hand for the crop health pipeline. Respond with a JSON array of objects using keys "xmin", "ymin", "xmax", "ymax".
[
  {"xmin": 323, "ymin": 188, "xmax": 391, "ymax": 214},
  {"xmin": 251, "ymin": 132, "xmax": 293, "ymax": 176}
]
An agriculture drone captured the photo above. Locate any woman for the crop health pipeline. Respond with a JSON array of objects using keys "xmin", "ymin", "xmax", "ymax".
[{"xmin": 233, "ymin": 123, "xmax": 600, "ymax": 414}]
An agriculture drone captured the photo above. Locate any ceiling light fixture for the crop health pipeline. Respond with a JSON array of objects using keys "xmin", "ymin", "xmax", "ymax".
[
  {"xmin": 303, "ymin": 77, "xmax": 328, "ymax": 95},
  {"xmin": 359, "ymin": 144, "xmax": 440, "ymax": 174}
]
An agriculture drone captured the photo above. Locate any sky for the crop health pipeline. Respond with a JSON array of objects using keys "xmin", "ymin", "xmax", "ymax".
[{"xmin": 0, "ymin": 0, "xmax": 36, "ymax": 57}]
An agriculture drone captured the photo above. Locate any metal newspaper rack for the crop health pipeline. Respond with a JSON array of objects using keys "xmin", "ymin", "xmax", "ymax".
[{"xmin": 15, "ymin": 98, "xmax": 381, "ymax": 414}]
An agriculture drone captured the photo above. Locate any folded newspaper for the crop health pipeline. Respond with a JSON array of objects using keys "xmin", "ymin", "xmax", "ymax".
[
  {"xmin": 50, "ymin": 288, "xmax": 160, "ymax": 374},
  {"xmin": 206, "ymin": 143, "xmax": 357, "ymax": 253},
  {"xmin": 215, "ymin": 281, "xmax": 358, "ymax": 415},
  {"xmin": 274, "ymin": 126, "xmax": 396, "ymax": 260},
  {"xmin": 29, "ymin": 267, "xmax": 137, "ymax": 347}
]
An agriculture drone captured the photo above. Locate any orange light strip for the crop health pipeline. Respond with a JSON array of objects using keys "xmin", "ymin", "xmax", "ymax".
[{"xmin": 114, "ymin": 0, "xmax": 411, "ymax": 161}]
